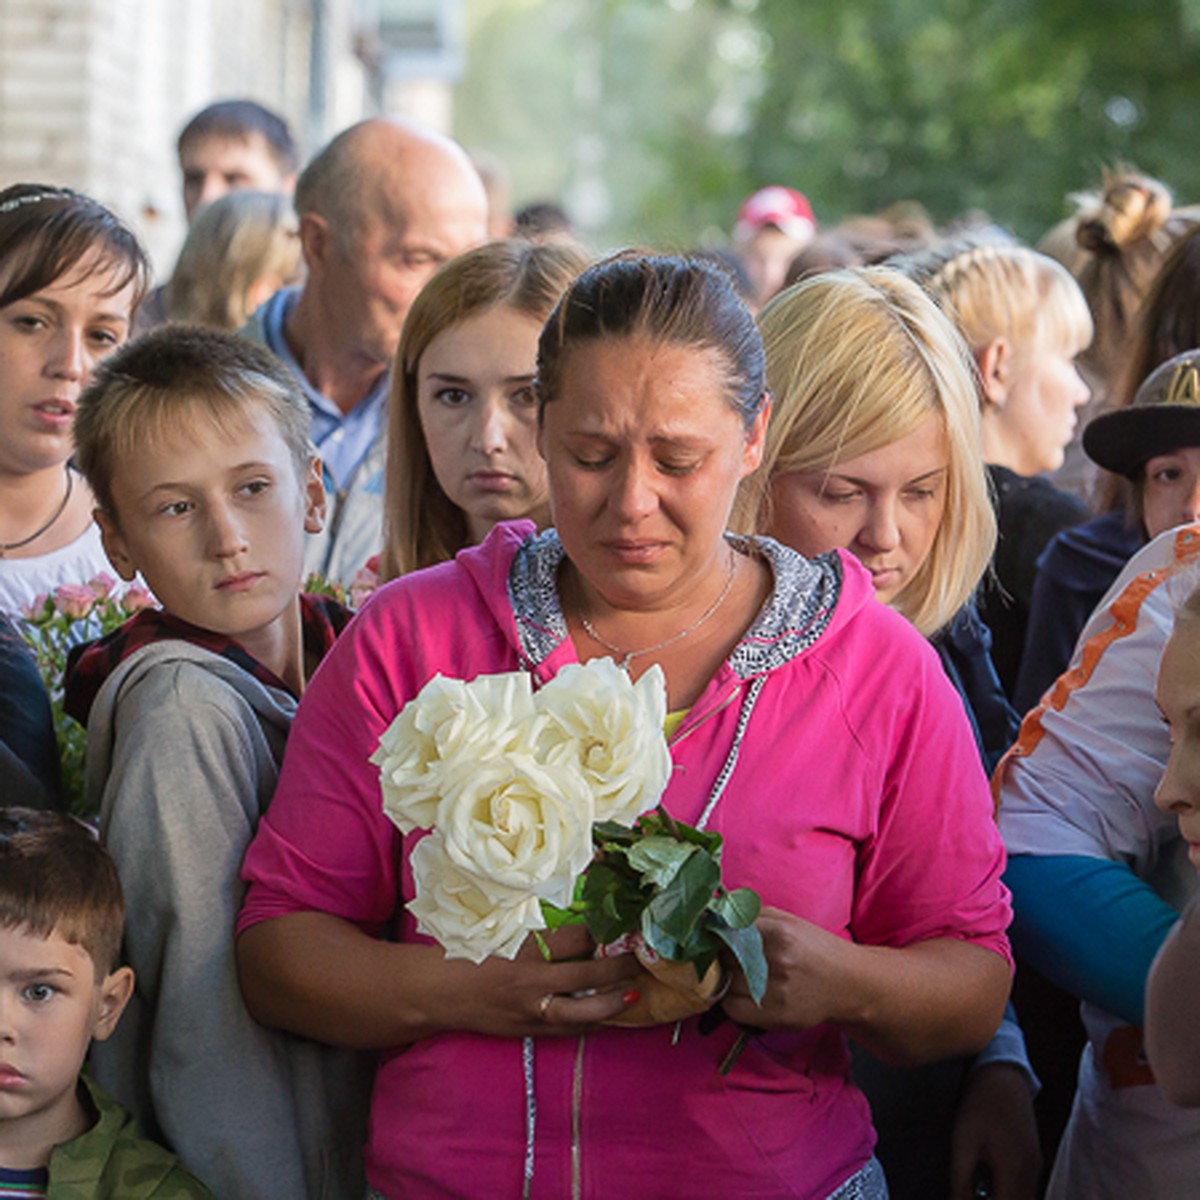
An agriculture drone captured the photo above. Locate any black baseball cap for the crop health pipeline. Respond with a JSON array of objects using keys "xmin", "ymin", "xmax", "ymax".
[{"xmin": 1083, "ymin": 349, "xmax": 1200, "ymax": 479}]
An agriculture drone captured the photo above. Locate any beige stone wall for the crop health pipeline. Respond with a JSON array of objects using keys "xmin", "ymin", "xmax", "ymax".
[{"xmin": 0, "ymin": 0, "xmax": 371, "ymax": 276}]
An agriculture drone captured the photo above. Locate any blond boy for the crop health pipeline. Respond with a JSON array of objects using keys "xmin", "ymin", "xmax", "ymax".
[{"xmin": 63, "ymin": 326, "xmax": 371, "ymax": 1199}]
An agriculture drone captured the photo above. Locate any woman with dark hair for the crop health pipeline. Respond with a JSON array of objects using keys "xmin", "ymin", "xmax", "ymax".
[
  {"xmin": 0, "ymin": 183, "xmax": 151, "ymax": 618},
  {"xmin": 236, "ymin": 253, "xmax": 1011, "ymax": 1200}
]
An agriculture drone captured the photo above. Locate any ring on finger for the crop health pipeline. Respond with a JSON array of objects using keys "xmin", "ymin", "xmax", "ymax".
[{"xmin": 537, "ymin": 992, "xmax": 555, "ymax": 1023}]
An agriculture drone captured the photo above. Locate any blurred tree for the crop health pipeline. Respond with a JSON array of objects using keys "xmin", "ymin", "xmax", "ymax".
[
  {"xmin": 458, "ymin": 0, "xmax": 1200, "ymax": 247},
  {"xmin": 725, "ymin": 0, "xmax": 1200, "ymax": 240},
  {"xmin": 457, "ymin": 0, "xmax": 755, "ymax": 249}
]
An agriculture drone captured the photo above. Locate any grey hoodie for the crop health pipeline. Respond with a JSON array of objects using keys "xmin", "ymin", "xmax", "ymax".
[{"xmin": 84, "ymin": 641, "xmax": 373, "ymax": 1199}]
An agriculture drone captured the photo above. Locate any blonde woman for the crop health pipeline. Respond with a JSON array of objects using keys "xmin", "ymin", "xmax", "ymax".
[
  {"xmin": 900, "ymin": 235, "xmax": 1095, "ymax": 697},
  {"xmin": 736, "ymin": 267, "xmax": 1013, "ymax": 763},
  {"xmin": 166, "ymin": 190, "xmax": 301, "ymax": 331},
  {"xmin": 740, "ymin": 267, "xmax": 1033, "ymax": 1200}
]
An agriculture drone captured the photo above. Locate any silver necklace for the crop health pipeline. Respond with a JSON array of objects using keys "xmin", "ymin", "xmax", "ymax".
[
  {"xmin": 0, "ymin": 465, "xmax": 73, "ymax": 558},
  {"xmin": 578, "ymin": 552, "xmax": 738, "ymax": 670}
]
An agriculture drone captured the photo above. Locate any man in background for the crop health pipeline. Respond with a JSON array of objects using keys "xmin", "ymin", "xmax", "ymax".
[
  {"xmin": 139, "ymin": 99, "xmax": 300, "ymax": 331},
  {"xmin": 177, "ymin": 98, "xmax": 299, "ymax": 220},
  {"xmin": 241, "ymin": 117, "xmax": 488, "ymax": 585},
  {"xmin": 732, "ymin": 185, "xmax": 817, "ymax": 309}
]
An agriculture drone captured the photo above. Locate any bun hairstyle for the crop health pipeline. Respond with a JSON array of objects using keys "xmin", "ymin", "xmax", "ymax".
[
  {"xmin": 1070, "ymin": 167, "xmax": 1200, "ymax": 397},
  {"xmin": 1083, "ymin": 225, "xmax": 1200, "ymax": 514},
  {"xmin": 1075, "ymin": 170, "xmax": 1173, "ymax": 255}
]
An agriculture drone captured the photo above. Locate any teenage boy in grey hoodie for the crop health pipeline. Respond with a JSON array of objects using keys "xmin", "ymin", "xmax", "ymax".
[{"xmin": 64, "ymin": 326, "xmax": 372, "ymax": 1200}]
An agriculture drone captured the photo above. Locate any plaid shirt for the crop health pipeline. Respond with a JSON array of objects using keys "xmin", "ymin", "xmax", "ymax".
[{"xmin": 63, "ymin": 594, "xmax": 351, "ymax": 727}]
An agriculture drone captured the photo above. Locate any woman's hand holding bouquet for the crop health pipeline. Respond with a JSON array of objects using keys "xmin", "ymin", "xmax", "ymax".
[{"xmin": 372, "ymin": 659, "xmax": 767, "ymax": 1035}]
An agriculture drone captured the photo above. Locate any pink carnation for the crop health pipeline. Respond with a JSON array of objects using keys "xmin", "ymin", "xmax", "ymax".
[
  {"xmin": 22, "ymin": 593, "xmax": 51, "ymax": 621},
  {"xmin": 120, "ymin": 583, "xmax": 157, "ymax": 614},
  {"xmin": 53, "ymin": 582, "xmax": 97, "ymax": 620},
  {"xmin": 87, "ymin": 571, "xmax": 118, "ymax": 599}
]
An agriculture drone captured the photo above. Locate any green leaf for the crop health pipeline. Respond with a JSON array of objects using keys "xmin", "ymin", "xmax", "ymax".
[
  {"xmin": 709, "ymin": 886, "xmax": 761, "ymax": 930},
  {"xmin": 593, "ymin": 819, "xmax": 640, "ymax": 847},
  {"xmin": 640, "ymin": 913, "xmax": 683, "ymax": 961},
  {"xmin": 711, "ymin": 921, "xmax": 769, "ymax": 1004},
  {"xmin": 580, "ymin": 861, "xmax": 624, "ymax": 903},
  {"xmin": 580, "ymin": 861, "xmax": 648, "ymax": 944},
  {"xmin": 693, "ymin": 946, "xmax": 719, "ymax": 982},
  {"xmin": 670, "ymin": 821, "xmax": 724, "ymax": 858},
  {"xmin": 626, "ymin": 836, "xmax": 696, "ymax": 888},
  {"xmin": 645, "ymin": 851, "xmax": 720, "ymax": 943},
  {"xmin": 638, "ymin": 808, "xmax": 723, "ymax": 856},
  {"xmin": 587, "ymin": 894, "xmax": 628, "ymax": 945},
  {"xmin": 670, "ymin": 922, "xmax": 712, "ymax": 965},
  {"xmin": 540, "ymin": 901, "xmax": 585, "ymax": 931}
]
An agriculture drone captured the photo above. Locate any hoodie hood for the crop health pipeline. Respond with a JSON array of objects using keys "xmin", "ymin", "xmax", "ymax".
[
  {"xmin": 77, "ymin": 639, "xmax": 300, "ymax": 822},
  {"xmin": 63, "ymin": 594, "xmax": 349, "ymax": 726},
  {"xmin": 454, "ymin": 520, "xmax": 859, "ymax": 683}
]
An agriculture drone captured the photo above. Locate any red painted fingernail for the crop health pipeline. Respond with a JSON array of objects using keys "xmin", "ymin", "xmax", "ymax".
[{"xmin": 623, "ymin": 989, "xmax": 640, "ymax": 1006}]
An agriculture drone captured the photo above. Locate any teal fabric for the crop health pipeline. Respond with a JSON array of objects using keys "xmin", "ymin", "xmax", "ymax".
[{"xmin": 1005, "ymin": 852, "xmax": 1181, "ymax": 1025}]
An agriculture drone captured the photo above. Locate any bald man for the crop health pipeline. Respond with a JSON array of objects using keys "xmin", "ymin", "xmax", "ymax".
[{"xmin": 242, "ymin": 119, "xmax": 488, "ymax": 584}]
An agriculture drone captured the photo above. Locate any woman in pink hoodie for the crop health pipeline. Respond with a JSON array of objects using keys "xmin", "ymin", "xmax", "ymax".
[{"xmin": 236, "ymin": 253, "xmax": 1012, "ymax": 1200}]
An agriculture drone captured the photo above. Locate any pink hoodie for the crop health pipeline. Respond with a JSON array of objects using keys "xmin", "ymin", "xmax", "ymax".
[{"xmin": 240, "ymin": 522, "xmax": 1010, "ymax": 1199}]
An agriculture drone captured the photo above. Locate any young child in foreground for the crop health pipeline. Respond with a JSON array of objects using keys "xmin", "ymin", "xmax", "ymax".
[
  {"xmin": 61, "ymin": 325, "xmax": 372, "ymax": 1199},
  {"xmin": 0, "ymin": 807, "xmax": 211, "ymax": 1198}
]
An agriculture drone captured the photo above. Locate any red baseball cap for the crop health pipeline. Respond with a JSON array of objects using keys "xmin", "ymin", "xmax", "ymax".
[{"xmin": 733, "ymin": 186, "xmax": 816, "ymax": 242}]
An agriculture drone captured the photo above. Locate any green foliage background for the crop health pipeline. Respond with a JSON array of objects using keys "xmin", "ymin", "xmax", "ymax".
[{"xmin": 457, "ymin": 0, "xmax": 1200, "ymax": 247}]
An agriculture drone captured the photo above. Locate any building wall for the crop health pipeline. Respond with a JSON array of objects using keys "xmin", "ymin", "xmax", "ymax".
[{"xmin": 0, "ymin": 0, "xmax": 376, "ymax": 276}]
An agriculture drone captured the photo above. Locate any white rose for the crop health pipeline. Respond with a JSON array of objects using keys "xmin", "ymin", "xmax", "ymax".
[
  {"xmin": 408, "ymin": 832, "xmax": 546, "ymax": 962},
  {"xmin": 434, "ymin": 752, "xmax": 595, "ymax": 910},
  {"xmin": 535, "ymin": 659, "xmax": 673, "ymax": 827},
  {"xmin": 373, "ymin": 671, "xmax": 539, "ymax": 834}
]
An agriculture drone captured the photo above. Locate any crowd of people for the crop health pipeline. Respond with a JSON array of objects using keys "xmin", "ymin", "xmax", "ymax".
[{"xmin": 3, "ymin": 95, "xmax": 1200, "ymax": 1200}]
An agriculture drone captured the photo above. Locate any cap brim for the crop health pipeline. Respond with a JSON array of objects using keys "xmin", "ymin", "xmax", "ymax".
[
  {"xmin": 1083, "ymin": 404, "xmax": 1200, "ymax": 477},
  {"xmin": 733, "ymin": 216, "xmax": 816, "ymax": 243}
]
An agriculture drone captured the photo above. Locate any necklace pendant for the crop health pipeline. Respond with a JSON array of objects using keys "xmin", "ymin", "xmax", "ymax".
[{"xmin": 618, "ymin": 652, "xmax": 634, "ymax": 672}]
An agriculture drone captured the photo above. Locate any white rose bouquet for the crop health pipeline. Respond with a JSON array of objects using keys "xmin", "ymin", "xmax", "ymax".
[{"xmin": 372, "ymin": 658, "xmax": 768, "ymax": 1023}]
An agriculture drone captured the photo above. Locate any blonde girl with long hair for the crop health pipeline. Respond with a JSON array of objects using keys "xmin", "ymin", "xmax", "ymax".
[{"xmin": 166, "ymin": 190, "xmax": 301, "ymax": 331}]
